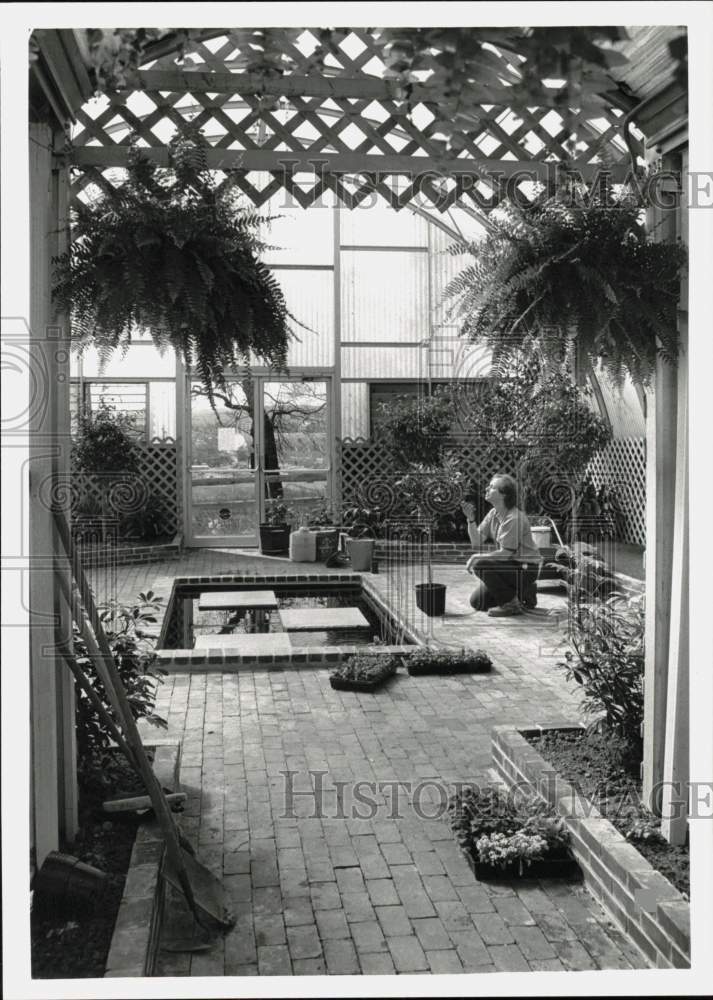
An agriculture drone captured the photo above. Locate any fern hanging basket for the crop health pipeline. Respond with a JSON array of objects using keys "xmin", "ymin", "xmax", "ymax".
[
  {"xmin": 445, "ymin": 193, "xmax": 687, "ymax": 386},
  {"xmin": 53, "ymin": 124, "xmax": 299, "ymax": 396}
]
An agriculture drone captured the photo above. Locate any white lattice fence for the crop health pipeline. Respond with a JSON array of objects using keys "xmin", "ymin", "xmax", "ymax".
[
  {"xmin": 586, "ymin": 437, "xmax": 646, "ymax": 546},
  {"xmin": 338, "ymin": 437, "xmax": 524, "ymax": 513},
  {"xmin": 72, "ymin": 440, "xmax": 179, "ymax": 538},
  {"xmin": 340, "ymin": 435, "xmax": 646, "ymax": 546}
]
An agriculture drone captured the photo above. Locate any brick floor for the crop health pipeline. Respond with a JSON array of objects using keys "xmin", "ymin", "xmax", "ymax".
[{"xmin": 98, "ymin": 550, "xmax": 648, "ymax": 977}]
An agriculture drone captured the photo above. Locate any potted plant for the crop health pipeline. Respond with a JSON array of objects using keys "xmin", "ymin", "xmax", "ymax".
[
  {"xmin": 53, "ymin": 121, "xmax": 302, "ymax": 403},
  {"xmin": 329, "ymin": 652, "xmax": 399, "ymax": 692},
  {"xmin": 444, "ymin": 190, "xmax": 687, "ymax": 388},
  {"xmin": 307, "ymin": 501, "xmax": 340, "ymax": 562},
  {"xmin": 341, "ymin": 504, "xmax": 382, "ymax": 572},
  {"xmin": 413, "ymin": 525, "xmax": 448, "ymax": 616},
  {"xmin": 406, "ymin": 646, "xmax": 492, "ymax": 676},
  {"xmin": 449, "ymin": 784, "xmax": 579, "ymax": 881},
  {"xmin": 259, "ymin": 500, "xmax": 294, "ymax": 555}
]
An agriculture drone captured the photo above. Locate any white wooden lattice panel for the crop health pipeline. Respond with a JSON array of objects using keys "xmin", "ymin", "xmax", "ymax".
[
  {"xmin": 72, "ymin": 440, "xmax": 179, "ymax": 538},
  {"xmin": 586, "ymin": 437, "xmax": 646, "ymax": 546}
]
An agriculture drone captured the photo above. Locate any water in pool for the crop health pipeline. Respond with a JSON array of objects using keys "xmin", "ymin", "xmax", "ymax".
[{"xmin": 160, "ymin": 586, "xmax": 406, "ymax": 650}]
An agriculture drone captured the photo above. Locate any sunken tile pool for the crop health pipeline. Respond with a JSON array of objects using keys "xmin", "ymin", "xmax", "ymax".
[{"xmin": 157, "ymin": 574, "xmax": 418, "ymax": 658}]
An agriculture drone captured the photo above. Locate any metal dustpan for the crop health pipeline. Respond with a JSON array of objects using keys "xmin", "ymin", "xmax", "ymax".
[{"xmin": 162, "ymin": 848, "xmax": 234, "ymax": 929}]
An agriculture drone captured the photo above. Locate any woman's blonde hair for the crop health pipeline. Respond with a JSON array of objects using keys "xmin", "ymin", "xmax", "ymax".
[{"xmin": 493, "ymin": 474, "xmax": 518, "ymax": 509}]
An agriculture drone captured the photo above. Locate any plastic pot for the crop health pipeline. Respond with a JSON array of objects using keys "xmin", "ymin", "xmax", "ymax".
[
  {"xmin": 346, "ymin": 537, "xmax": 375, "ymax": 571},
  {"xmin": 415, "ymin": 582, "xmax": 446, "ymax": 616},
  {"xmin": 259, "ymin": 523, "xmax": 291, "ymax": 554}
]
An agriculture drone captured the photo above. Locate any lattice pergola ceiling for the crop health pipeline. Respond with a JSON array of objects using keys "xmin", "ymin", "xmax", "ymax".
[{"xmin": 70, "ymin": 27, "xmax": 645, "ymax": 213}]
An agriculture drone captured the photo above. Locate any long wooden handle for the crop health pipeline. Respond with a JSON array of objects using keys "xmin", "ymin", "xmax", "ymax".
[
  {"xmin": 54, "ymin": 514, "xmax": 199, "ymax": 918},
  {"xmin": 59, "ymin": 643, "xmax": 138, "ymax": 770}
]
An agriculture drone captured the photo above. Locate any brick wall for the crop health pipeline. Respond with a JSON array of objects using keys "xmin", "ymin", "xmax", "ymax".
[{"xmin": 491, "ymin": 724, "xmax": 689, "ymax": 969}]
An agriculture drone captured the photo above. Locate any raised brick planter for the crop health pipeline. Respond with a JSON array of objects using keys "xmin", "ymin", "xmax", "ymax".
[
  {"xmin": 491, "ymin": 724, "xmax": 690, "ymax": 970},
  {"xmin": 78, "ymin": 534, "xmax": 183, "ymax": 567},
  {"xmin": 105, "ymin": 740, "xmax": 181, "ymax": 977}
]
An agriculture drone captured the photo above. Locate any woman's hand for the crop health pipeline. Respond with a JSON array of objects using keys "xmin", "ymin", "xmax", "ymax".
[
  {"xmin": 466, "ymin": 554, "xmax": 478, "ymax": 575},
  {"xmin": 461, "ymin": 501, "xmax": 476, "ymax": 522}
]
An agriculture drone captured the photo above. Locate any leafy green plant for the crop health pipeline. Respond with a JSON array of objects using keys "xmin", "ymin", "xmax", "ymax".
[
  {"xmin": 445, "ymin": 193, "xmax": 687, "ymax": 387},
  {"xmin": 72, "ymin": 402, "xmax": 139, "ymax": 475},
  {"xmin": 374, "ymin": 387, "xmax": 454, "ymax": 468},
  {"xmin": 262, "ymin": 500, "xmax": 295, "ymax": 526},
  {"xmin": 54, "ymin": 122, "xmax": 301, "ymax": 400},
  {"xmin": 307, "ymin": 500, "xmax": 337, "ymax": 526},
  {"xmin": 561, "ymin": 593, "xmax": 645, "ymax": 748},
  {"xmin": 406, "ymin": 646, "xmax": 492, "ymax": 675},
  {"xmin": 330, "ymin": 652, "xmax": 399, "ymax": 683},
  {"xmin": 341, "ymin": 504, "xmax": 384, "ymax": 539},
  {"xmin": 546, "ymin": 541, "xmax": 620, "ymax": 602},
  {"xmin": 475, "ymin": 830, "xmax": 550, "ymax": 874},
  {"xmin": 449, "ymin": 783, "xmax": 570, "ymax": 870},
  {"xmin": 73, "ymin": 591, "xmax": 167, "ymax": 773},
  {"xmin": 121, "ymin": 491, "xmax": 169, "ymax": 541}
]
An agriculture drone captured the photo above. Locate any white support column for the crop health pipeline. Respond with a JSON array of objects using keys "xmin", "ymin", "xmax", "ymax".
[
  {"xmin": 28, "ymin": 122, "xmax": 68, "ymax": 865},
  {"xmin": 642, "ymin": 154, "xmax": 688, "ymax": 814},
  {"xmin": 332, "ymin": 201, "xmax": 342, "ymax": 514},
  {"xmin": 660, "ymin": 335, "xmax": 688, "ymax": 843},
  {"xmin": 661, "ymin": 145, "xmax": 689, "ymax": 844},
  {"xmin": 52, "ymin": 136, "xmax": 78, "ymax": 843},
  {"xmin": 642, "ymin": 360, "xmax": 677, "ymax": 811}
]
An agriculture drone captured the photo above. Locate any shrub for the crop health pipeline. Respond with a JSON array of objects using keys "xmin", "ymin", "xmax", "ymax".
[
  {"xmin": 561, "ymin": 592, "xmax": 645, "ymax": 749},
  {"xmin": 72, "ymin": 402, "xmax": 139, "ymax": 476},
  {"xmin": 73, "ymin": 591, "xmax": 167, "ymax": 789},
  {"xmin": 373, "ymin": 387, "xmax": 454, "ymax": 468}
]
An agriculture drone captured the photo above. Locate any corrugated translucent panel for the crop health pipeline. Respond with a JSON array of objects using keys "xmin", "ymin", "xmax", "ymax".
[
  {"xmin": 74, "ymin": 343, "xmax": 176, "ymax": 378},
  {"xmin": 149, "ymin": 381, "xmax": 177, "ymax": 440},
  {"xmin": 261, "ymin": 197, "xmax": 334, "ymax": 265},
  {"xmin": 274, "ymin": 268, "xmax": 334, "ymax": 368},
  {"xmin": 340, "ymin": 382, "xmax": 369, "ymax": 438},
  {"xmin": 595, "ymin": 369, "xmax": 645, "ymax": 438},
  {"xmin": 425, "ymin": 335, "xmax": 492, "ymax": 380},
  {"xmin": 339, "ymin": 200, "xmax": 428, "ymax": 247},
  {"xmin": 341, "ymin": 251, "xmax": 429, "ymax": 342},
  {"xmin": 430, "ymin": 243, "xmax": 471, "ymax": 327},
  {"xmin": 341, "ymin": 344, "xmax": 423, "ymax": 379}
]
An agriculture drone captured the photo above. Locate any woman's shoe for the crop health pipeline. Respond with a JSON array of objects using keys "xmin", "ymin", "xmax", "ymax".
[{"xmin": 487, "ymin": 597, "xmax": 524, "ymax": 617}]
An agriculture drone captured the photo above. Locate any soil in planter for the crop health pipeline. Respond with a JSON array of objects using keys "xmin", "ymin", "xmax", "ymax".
[
  {"xmin": 525, "ymin": 729, "xmax": 689, "ymax": 896},
  {"xmin": 31, "ymin": 751, "xmax": 147, "ymax": 978}
]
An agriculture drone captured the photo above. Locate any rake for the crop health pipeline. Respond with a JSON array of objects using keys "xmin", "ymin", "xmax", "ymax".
[{"xmin": 54, "ymin": 512, "xmax": 234, "ymax": 932}]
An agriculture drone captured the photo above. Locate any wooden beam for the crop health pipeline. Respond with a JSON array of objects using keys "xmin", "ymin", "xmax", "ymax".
[
  {"xmin": 136, "ymin": 67, "xmax": 632, "ymax": 113},
  {"xmin": 138, "ymin": 68, "xmax": 515, "ymax": 105},
  {"xmin": 69, "ymin": 144, "xmax": 629, "ymax": 182}
]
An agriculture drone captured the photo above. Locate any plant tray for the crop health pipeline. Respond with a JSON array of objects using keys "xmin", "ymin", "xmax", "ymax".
[
  {"xmin": 465, "ymin": 851, "xmax": 581, "ymax": 882},
  {"xmin": 329, "ymin": 662, "xmax": 397, "ymax": 692},
  {"xmin": 407, "ymin": 659, "xmax": 492, "ymax": 676}
]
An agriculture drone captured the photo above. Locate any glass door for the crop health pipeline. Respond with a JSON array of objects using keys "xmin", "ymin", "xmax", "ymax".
[
  {"xmin": 259, "ymin": 378, "xmax": 331, "ymax": 526},
  {"xmin": 187, "ymin": 379, "xmax": 260, "ymax": 546}
]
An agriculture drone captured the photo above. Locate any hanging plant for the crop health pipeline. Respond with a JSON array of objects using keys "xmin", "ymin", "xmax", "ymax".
[
  {"xmin": 444, "ymin": 191, "xmax": 687, "ymax": 386},
  {"xmin": 53, "ymin": 122, "xmax": 300, "ymax": 399}
]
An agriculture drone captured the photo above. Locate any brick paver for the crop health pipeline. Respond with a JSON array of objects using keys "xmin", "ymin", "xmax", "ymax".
[{"xmin": 97, "ymin": 550, "xmax": 648, "ymax": 977}]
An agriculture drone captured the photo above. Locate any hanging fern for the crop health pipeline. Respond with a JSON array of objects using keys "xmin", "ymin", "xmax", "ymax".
[
  {"xmin": 53, "ymin": 122, "xmax": 301, "ymax": 400},
  {"xmin": 445, "ymin": 191, "xmax": 687, "ymax": 386}
]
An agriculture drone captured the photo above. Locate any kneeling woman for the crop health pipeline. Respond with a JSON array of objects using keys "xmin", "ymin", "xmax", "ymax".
[{"xmin": 461, "ymin": 475, "xmax": 540, "ymax": 617}]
